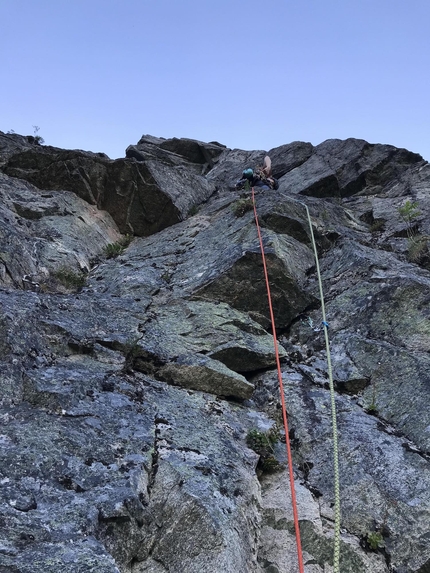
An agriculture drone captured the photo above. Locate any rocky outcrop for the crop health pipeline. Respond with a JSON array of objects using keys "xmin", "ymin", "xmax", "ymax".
[
  {"xmin": 126, "ymin": 134, "xmax": 226, "ymax": 172},
  {"xmin": 1, "ymin": 132, "xmax": 430, "ymax": 573},
  {"xmin": 0, "ymin": 170, "xmax": 122, "ymax": 288},
  {"xmin": 278, "ymin": 138, "xmax": 423, "ymax": 199},
  {"xmin": 1, "ymin": 131, "xmax": 220, "ymax": 237}
]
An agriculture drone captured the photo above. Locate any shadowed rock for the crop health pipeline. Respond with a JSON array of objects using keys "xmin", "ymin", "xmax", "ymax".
[
  {"xmin": 128, "ymin": 134, "xmax": 226, "ymax": 173},
  {"xmin": 1, "ymin": 132, "xmax": 219, "ymax": 237},
  {"xmin": 278, "ymin": 138, "xmax": 424, "ymax": 198}
]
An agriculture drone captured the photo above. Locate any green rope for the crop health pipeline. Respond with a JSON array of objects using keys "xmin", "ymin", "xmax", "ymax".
[{"xmin": 301, "ymin": 201, "xmax": 341, "ymax": 572}]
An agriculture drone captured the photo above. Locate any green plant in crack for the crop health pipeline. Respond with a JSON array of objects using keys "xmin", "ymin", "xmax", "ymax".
[
  {"xmin": 407, "ymin": 235, "xmax": 429, "ymax": 264},
  {"xmin": 103, "ymin": 234, "xmax": 133, "ymax": 259},
  {"xmin": 104, "ymin": 242, "xmax": 124, "ymax": 259},
  {"xmin": 369, "ymin": 219, "xmax": 385, "ymax": 233},
  {"xmin": 320, "ymin": 208, "xmax": 330, "ymax": 222},
  {"xmin": 366, "ymin": 530, "xmax": 384, "ymax": 551},
  {"xmin": 260, "ymin": 455, "xmax": 283, "ymax": 473},
  {"xmin": 232, "ymin": 198, "xmax": 253, "ymax": 217},
  {"xmin": 398, "ymin": 200, "xmax": 420, "ymax": 233},
  {"xmin": 397, "ymin": 200, "xmax": 420, "ymax": 243},
  {"xmin": 121, "ymin": 335, "xmax": 143, "ymax": 373},
  {"xmin": 397, "ymin": 200, "xmax": 429, "ymax": 265},
  {"xmin": 53, "ymin": 267, "xmax": 86, "ymax": 290},
  {"xmin": 365, "ymin": 374, "xmax": 378, "ymax": 415},
  {"xmin": 187, "ymin": 205, "xmax": 199, "ymax": 217},
  {"xmin": 246, "ymin": 427, "xmax": 283, "ymax": 473},
  {"xmin": 247, "ymin": 428, "xmax": 277, "ymax": 453}
]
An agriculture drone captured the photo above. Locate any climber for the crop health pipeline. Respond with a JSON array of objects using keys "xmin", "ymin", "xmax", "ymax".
[{"xmin": 234, "ymin": 156, "xmax": 279, "ymax": 191}]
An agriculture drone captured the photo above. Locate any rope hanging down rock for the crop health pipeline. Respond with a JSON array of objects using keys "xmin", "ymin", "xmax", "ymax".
[
  {"xmin": 298, "ymin": 199, "xmax": 341, "ymax": 573},
  {"xmin": 251, "ymin": 186, "xmax": 305, "ymax": 573},
  {"xmin": 251, "ymin": 188, "xmax": 341, "ymax": 573}
]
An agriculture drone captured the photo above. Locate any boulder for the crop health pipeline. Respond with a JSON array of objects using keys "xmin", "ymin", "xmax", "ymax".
[{"xmin": 267, "ymin": 141, "xmax": 314, "ymax": 179}]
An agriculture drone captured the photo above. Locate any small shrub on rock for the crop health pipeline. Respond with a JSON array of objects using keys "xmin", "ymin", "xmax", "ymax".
[
  {"xmin": 366, "ymin": 531, "xmax": 384, "ymax": 551},
  {"xmin": 232, "ymin": 198, "xmax": 253, "ymax": 217},
  {"xmin": 188, "ymin": 205, "xmax": 199, "ymax": 217},
  {"xmin": 32, "ymin": 125, "xmax": 45, "ymax": 145},
  {"xmin": 104, "ymin": 234, "xmax": 133, "ymax": 259},
  {"xmin": 398, "ymin": 200, "xmax": 421, "ymax": 229},
  {"xmin": 407, "ymin": 235, "xmax": 429, "ymax": 265},
  {"xmin": 246, "ymin": 427, "xmax": 283, "ymax": 473},
  {"xmin": 53, "ymin": 267, "xmax": 86, "ymax": 290}
]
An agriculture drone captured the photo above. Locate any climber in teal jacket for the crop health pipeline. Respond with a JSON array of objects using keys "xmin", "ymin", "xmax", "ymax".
[{"xmin": 235, "ymin": 156, "xmax": 279, "ymax": 191}]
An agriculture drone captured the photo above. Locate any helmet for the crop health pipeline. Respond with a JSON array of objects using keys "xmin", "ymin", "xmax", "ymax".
[{"xmin": 243, "ymin": 168, "xmax": 254, "ymax": 180}]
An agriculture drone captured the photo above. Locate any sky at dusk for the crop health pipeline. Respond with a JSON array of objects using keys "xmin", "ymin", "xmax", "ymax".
[{"xmin": 1, "ymin": 0, "xmax": 429, "ymax": 161}]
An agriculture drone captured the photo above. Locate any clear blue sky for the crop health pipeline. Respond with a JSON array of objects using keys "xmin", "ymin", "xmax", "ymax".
[{"xmin": 1, "ymin": 0, "xmax": 429, "ymax": 161}]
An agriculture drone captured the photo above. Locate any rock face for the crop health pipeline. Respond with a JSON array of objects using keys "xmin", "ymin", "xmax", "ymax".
[
  {"xmin": 1, "ymin": 132, "xmax": 220, "ymax": 237},
  {"xmin": 1, "ymin": 130, "xmax": 430, "ymax": 573}
]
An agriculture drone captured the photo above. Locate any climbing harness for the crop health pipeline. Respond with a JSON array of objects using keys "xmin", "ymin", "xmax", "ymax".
[{"xmin": 251, "ymin": 189, "xmax": 341, "ymax": 573}]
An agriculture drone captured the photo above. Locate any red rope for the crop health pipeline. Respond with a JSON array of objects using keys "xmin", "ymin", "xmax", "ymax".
[{"xmin": 251, "ymin": 187, "xmax": 305, "ymax": 573}]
